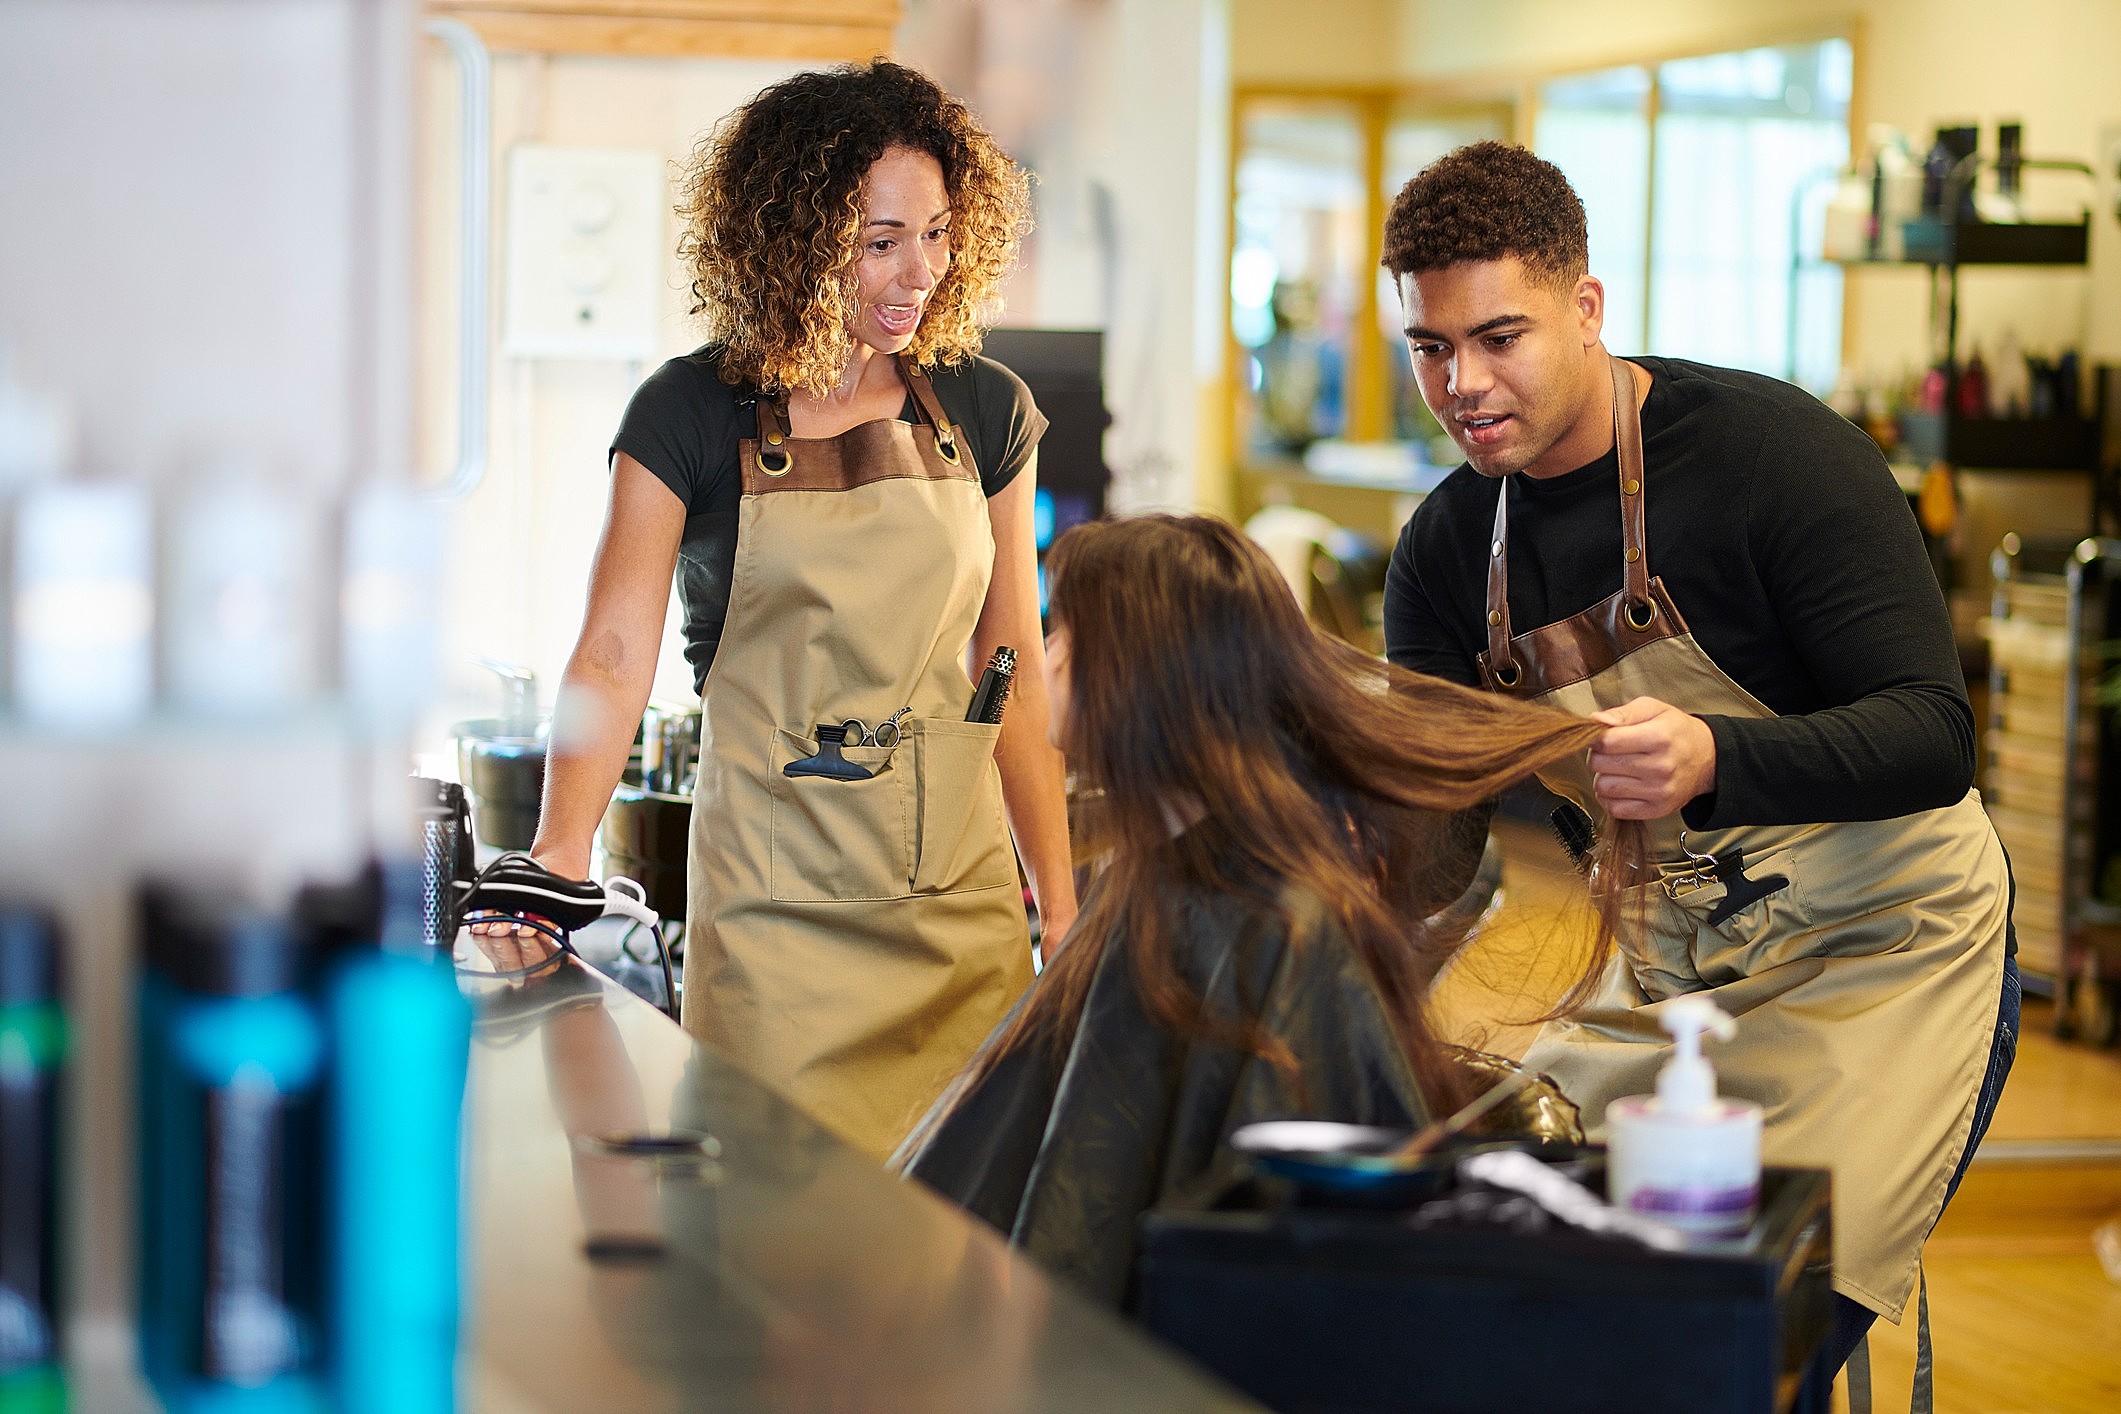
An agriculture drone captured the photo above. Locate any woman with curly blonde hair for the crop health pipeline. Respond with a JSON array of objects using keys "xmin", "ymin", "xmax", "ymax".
[{"xmin": 519, "ymin": 60, "xmax": 1075, "ymax": 1158}]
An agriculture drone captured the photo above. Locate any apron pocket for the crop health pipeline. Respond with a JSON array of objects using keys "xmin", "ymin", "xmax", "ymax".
[
  {"xmin": 1689, "ymin": 846, "xmax": 1813, "ymax": 984},
  {"xmin": 908, "ymin": 718, "xmax": 1016, "ymax": 895},
  {"xmin": 768, "ymin": 729, "xmax": 913, "ymax": 901}
]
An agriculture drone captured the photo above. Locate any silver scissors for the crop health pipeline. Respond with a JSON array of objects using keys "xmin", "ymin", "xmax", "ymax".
[
  {"xmin": 837, "ymin": 707, "xmax": 912, "ymax": 750},
  {"xmin": 1659, "ymin": 832, "xmax": 1724, "ymax": 901}
]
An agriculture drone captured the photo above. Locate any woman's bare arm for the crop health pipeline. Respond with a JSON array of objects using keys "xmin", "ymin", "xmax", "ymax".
[
  {"xmin": 531, "ymin": 452, "xmax": 687, "ymax": 880},
  {"xmin": 971, "ymin": 458, "xmax": 1078, "ymax": 951}
]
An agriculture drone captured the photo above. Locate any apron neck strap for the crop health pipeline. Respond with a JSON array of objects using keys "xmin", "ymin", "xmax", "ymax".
[
  {"xmin": 1613, "ymin": 356, "xmax": 1653, "ymax": 625},
  {"xmin": 750, "ymin": 357, "xmax": 956, "ymax": 453},
  {"xmin": 1481, "ymin": 354, "xmax": 1653, "ymax": 681},
  {"xmin": 755, "ymin": 391, "xmax": 790, "ymax": 447},
  {"xmin": 1484, "ymin": 484, "xmax": 1518, "ymax": 685},
  {"xmin": 897, "ymin": 355, "xmax": 961, "ymax": 457}
]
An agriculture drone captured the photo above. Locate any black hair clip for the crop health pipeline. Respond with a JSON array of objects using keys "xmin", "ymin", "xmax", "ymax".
[
  {"xmin": 1663, "ymin": 832, "xmax": 1790, "ymax": 924},
  {"xmin": 1701, "ymin": 846, "xmax": 1790, "ymax": 926},
  {"xmin": 783, "ymin": 723, "xmax": 875, "ymax": 781}
]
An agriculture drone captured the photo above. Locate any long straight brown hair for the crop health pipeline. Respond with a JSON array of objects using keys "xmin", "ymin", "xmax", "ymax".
[{"xmin": 967, "ymin": 514, "xmax": 1641, "ymax": 1117}]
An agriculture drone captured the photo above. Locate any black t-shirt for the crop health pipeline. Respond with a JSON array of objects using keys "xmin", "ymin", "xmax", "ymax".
[
  {"xmin": 1383, "ymin": 356, "xmax": 1975, "ymax": 830},
  {"xmin": 611, "ymin": 346, "xmax": 1048, "ymax": 693}
]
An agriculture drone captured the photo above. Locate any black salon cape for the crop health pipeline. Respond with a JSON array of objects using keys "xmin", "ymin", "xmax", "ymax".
[{"xmin": 899, "ymin": 877, "xmax": 1434, "ymax": 1309}]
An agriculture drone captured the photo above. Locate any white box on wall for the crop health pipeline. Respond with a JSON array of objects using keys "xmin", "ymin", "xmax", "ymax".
[{"xmin": 503, "ymin": 144, "xmax": 665, "ymax": 361}]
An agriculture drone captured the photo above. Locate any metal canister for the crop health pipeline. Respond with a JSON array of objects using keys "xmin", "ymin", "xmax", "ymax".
[{"xmin": 642, "ymin": 705, "xmax": 702, "ymax": 796}]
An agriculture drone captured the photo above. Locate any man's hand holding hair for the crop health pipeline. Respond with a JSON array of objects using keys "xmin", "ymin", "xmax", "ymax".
[{"xmin": 1587, "ymin": 695, "xmax": 1717, "ymax": 820}]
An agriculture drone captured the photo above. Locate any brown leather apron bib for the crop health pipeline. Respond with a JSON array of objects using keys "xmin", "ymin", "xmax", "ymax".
[
  {"xmin": 1481, "ymin": 359, "xmax": 2007, "ymax": 1321},
  {"xmin": 684, "ymin": 356, "xmax": 1032, "ymax": 1159}
]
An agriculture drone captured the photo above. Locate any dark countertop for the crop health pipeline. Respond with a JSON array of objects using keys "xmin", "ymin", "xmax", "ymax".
[{"xmin": 461, "ymin": 955, "xmax": 1261, "ymax": 1413}]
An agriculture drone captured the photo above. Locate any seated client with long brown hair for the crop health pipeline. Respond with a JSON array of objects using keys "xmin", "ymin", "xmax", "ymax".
[{"xmin": 897, "ymin": 513, "xmax": 1633, "ymax": 1306}]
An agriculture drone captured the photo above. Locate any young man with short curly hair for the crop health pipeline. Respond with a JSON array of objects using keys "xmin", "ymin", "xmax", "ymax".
[{"xmin": 1381, "ymin": 141, "xmax": 2018, "ymax": 1403}]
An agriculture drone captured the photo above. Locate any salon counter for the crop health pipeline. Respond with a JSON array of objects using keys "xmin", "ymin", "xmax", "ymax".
[{"xmin": 461, "ymin": 955, "xmax": 1261, "ymax": 1413}]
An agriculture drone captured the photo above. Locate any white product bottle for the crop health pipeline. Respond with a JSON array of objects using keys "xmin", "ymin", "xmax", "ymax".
[
  {"xmin": 0, "ymin": 357, "xmax": 77, "ymax": 709},
  {"xmin": 162, "ymin": 466, "xmax": 317, "ymax": 717},
  {"xmin": 1868, "ymin": 126, "xmax": 1920, "ymax": 262},
  {"xmin": 1606, "ymin": 996, "xmax": 1763, "ymax": 1241},
  {"xmin": 338, "ymin": 478, "xmax": 443, "ymax": 732},
  {"xmin": 12, "ymin": 480, "xmax": 155, "ymax": 730},
  {"xmin": 1821, "ymin": 171, "xmax": 1873, "ymax": 263}
]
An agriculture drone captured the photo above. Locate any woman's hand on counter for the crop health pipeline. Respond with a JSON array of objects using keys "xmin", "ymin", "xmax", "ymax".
[
  {"xmin": 465, "ymin": 846, "xmax": 585, "ymax": 973},
  {"xmin": 467, "ymin": 913, "xmax": 562, "ymax": 973}
]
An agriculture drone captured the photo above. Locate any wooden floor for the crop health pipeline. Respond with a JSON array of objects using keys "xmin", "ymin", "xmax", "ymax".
[{"xmin": 1432, "ymin": 819, "xmax": 2121, "ymax": 1413}]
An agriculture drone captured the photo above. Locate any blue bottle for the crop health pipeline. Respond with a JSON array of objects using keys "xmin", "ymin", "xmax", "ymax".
[
  {"xmin": 306, "ymin": 861, "xmax": 471, "ymax": 1414},
  {"xmin": 0, "ymin": 908, "xmax": 67, "ymax": 1414},
  {"xmin": 136, "ymin": 884, "xmax": 325, "ymax": 1414}
]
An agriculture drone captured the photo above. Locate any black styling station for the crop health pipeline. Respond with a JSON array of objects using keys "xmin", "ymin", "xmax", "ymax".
[{"xmin": 1136, "ymin": 1146, "xmax": 1832, "ymax": 1414}]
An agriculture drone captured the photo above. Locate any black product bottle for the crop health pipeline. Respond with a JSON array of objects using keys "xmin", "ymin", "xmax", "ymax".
[
  {"xmin": 136, "ymin": 883, "xmax": 324, "ymax": 1412},
  {"xmin": 0, "ymin": 907, "xmax": 66, "ymax": 1411}
]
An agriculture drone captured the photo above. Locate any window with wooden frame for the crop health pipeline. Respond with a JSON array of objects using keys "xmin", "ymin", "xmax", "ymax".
[{"xmin": 1226, "ymin": 90, "xmax": 1507, "ymax": 480}]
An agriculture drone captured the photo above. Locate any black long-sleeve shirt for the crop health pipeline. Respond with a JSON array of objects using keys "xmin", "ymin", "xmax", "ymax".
[{"xmin": 1383, "ymin": 356, "xmax": 1974, "ymax": 829}]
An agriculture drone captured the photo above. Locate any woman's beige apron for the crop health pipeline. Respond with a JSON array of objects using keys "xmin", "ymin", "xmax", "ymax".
[
  {"xmin": 1484, "ymin": 358, "xmax": 2007, "ymax": 1321},
  {"xmin": 684, "ymin": 356, "xmax": 1032, "ymax": 1159}
]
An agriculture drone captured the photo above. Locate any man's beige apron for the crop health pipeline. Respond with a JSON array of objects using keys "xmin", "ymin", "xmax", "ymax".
[
  {"xmin": 1483, "ymin": 358, "xmax": 2007, "ymax": 1321},
  {"xmin": 684, "ymin": 356, "xmax": 1032, "ymax": 1159}
]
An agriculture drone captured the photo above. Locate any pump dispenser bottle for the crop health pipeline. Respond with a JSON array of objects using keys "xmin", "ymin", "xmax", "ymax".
[{"xmin": 1605, "ymin": 997, "xmax": 1763, "ymax": 1239}]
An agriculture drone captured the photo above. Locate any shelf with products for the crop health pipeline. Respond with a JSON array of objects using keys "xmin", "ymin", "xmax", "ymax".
[
  {"xmin": 1896, "ymin": 214, "xmax": 2089, "ymax": 266},
  {"xmin": 1810, "ymin": 146, "xmax": 2103, "ymax": 473},
  {"xmin": 1832, "ymin": 213, "xmax": 2091, "ymax": 269},
  {"xmin": 1895, "ymin": 410, "xmax": 2102, "ymax": 471},
  {"xmin": 1890, "ymin": 157, "xmax": 2095, "ymax": 454}
]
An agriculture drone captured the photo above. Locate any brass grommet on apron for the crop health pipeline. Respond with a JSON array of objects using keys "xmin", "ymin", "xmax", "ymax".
[
  {"xmin": 690, "ymin": 353, "xmax": 1031, "ymax": 1160},
  {"xmin": 1480, "ymin": 353, "xmax": 2007, "ymax": 1323}
]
